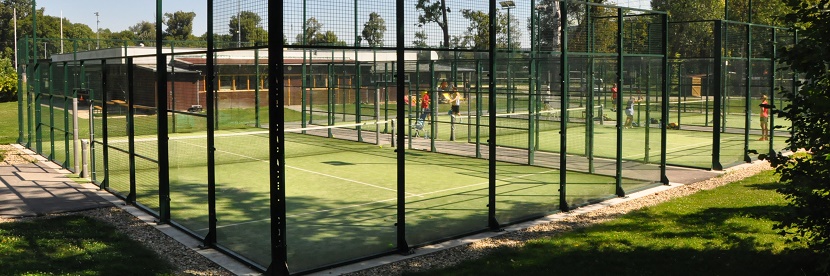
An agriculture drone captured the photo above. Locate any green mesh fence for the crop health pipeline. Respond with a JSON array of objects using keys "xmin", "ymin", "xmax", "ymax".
[{"xmin": 15, "ymin": 0, "xmax": 801, "ymax": 273}]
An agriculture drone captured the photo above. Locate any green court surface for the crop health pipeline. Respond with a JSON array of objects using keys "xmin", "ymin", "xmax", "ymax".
[
  {"xmin": 409, "ymin": 111, "xmax": 787, "ymax": 169},
  {"xmin": 100, "ymin": 127, "xmax": 652, "ymax": 272},
  {"xmin": 84, "ymin": 101, "xmax": 787, "ymax": 270}
]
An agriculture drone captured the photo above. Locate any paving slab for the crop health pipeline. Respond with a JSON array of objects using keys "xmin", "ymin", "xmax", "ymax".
[{"xmin": 0, "ymin": 162, "xmax": 111, "ymax": 217}]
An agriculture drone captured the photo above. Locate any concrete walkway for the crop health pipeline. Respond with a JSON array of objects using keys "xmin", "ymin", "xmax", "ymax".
[
  {"xmin": 0, "ymin": 155, "xmax": 111, "ymax": 217},
  {"xmin": 0, "ymin": 144, "xmax": 259, "ymax": 275}
]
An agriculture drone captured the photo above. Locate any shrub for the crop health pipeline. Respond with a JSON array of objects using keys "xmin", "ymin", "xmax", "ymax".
[
  {"xmin": 765, "ymin": 1, "xmax": 830, "ymax": 273},
  {"xmin": 0, "ymin": 58, "xmax": 17, "ymax": 102}
]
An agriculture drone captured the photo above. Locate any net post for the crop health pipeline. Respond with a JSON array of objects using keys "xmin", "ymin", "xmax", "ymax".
[
  {"xmin": 100, "ymin": 59, "xmax": 109, "ymax": 190},
  {"xmin": 475, "ymin": 60, "xmax": 482, "ymax": 159},
  {"xmin": 712, "ymin": 20, "xmax": 724, "ymax": 171},
  {"xmin": 429, "ymin": 61, "xmax": 436, "ymax": 152},
  {"xmin": 767, "ymin": 28, "xmax": 776, "ymax": 159},
  {"xmin": 599, "ymin": 104, "xmax": 604, "ymax": 125},
  {"xmin": 376, "ymin": 86, "xmax": 381, "ymax": 145},
  {"xmin": 558, "ymin": 0, "xmax": 571, "ymax": 212},
  {"xmin": 743, "ymin": 23, "xmax": 752, "ymax": 163},
  {"xmin": 614, "ymin": 7, "xmax": 624, "ymax": 197},
  {"xmin": 80, "ymin": 139, "xmax": 89, "ymax": 178},
  {"xmin": 88, "ymin": 92, "xmax": 95, "ymax": 182},
  {"xmin": 450, "ymin": 113, "xmax": 456, "ymax": 142},
  {"xmin": 391, "ymin": 119, "xmax": 396, "ymax": 147},
  {"xmin": 73, "ymin": 97, "xmax": 80, "ymax": 174}
]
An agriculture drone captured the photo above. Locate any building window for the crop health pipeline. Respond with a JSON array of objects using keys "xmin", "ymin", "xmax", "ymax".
[{"xmin": 219, "ymin": 75, "xmax": 233, "ymax": 90}]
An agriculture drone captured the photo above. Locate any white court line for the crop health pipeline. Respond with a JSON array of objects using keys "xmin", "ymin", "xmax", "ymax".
[
  {"xmin": 409, "ymin": 169, "xmax": 558, "ymax": 198},
  {"xmin": 622, "ymin": 135, "xmax": 744, "ymax": 159},
  {"xmin": 173, "ymin": 139, "xmax": 419, "ymax": 195},
  {"xmin": 288, "ymin": 165, "xmax": 419, "ymax": 197},
  {"xmin": 204, "ymin": 169, "xmax": 557, "ymax": 231}
]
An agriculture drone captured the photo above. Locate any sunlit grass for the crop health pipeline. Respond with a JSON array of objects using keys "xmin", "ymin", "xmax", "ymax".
[
  {"xmin": 408, "ymin": 170, "xmax": 816, "ymax": 276},
  {"xmin": 0, "ymin": 101, "xmax": 21, "ymax": 145}
]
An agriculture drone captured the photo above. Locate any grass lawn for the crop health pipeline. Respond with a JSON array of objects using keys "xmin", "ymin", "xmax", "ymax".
[
  {"xmin": 0, "ymin": 101, "xmax": 20, "ymax": 145},
  {"xmin": 0, "ymin": 215, "xmax": 175, "ymax": 275},
  {"xmin": 408, "ymin": 170, "xmax": 817, "ymax": 276}
]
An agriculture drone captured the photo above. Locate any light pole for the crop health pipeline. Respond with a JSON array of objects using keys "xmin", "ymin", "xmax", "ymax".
[
  {"xmin": 94, "ymin": 12, "xmax": 100, "ymax": 49},
  {"xmin": 13, "ymin": 7, "xmax": 17, "ymax": 69},
  {"xmin": 500, "ymin": 1, "xmax": 515, "ymax": 112},
  {"xmin": 237, "ymin": 0, "xmax": 241, "ymax": 47}
]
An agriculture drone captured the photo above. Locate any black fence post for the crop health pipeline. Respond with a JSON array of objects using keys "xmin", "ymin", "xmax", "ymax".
[{"xmin": 712, "ymin": 20, "xmax": 724, "ymax": 171}]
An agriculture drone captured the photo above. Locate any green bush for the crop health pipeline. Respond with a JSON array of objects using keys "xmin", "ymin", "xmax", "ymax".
[
  {"xmin": 0, "ymin": 57, "xmax": 17, "ymax": 102},
  {"xmin": 765, "ymin": 1, "xmax": 830, "ymax": 273}
]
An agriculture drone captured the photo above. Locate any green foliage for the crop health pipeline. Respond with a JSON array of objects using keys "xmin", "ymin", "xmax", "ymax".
[
  {"xmin": 163, "ymin": 11, "xmax": 196, "ymax": 41},
  {"xmin": 413, "ymin": 28, "xmax": 429, "ymax": 48},
  {"xmin": 0, "ymin": 57, "xmax": 16, "ymax": 102},
  {"xmin": 361, "ymin": 12, "xmax": 386, "ymax": 47},
  {"xmin": 534, "ymin": 0, "xmax": 611, "ymax": 52},
  {"xmin": 295, "ymin": 17, "xmax": 346, "ymax": 46},
  {"xmin": 0, "ymin": 215, "xmax": 175, "ymax": 275},
  {"xmin": 415, "ymin": 0, "xmax": 450, "ymax": 48},
  {"xmin": 764, "ymin": 0, "xmax": 830, "ymax": 273},
  {"xmin": 654, "ymin": 0, "xmax": 790, "ymax": 58},
  {"xmin": 455, "ymin": 9, "xmax": 520, "ymax": 51},
  {"xmin": 534, "ymin": 0, "xmax": 563, "ymax": 51},
  {"xmin": 409, "ymin": 170, "xmax": 816, "ymax": 276},
  {"xmin": 128, "ymin": 21, "xmax": 156, "ymax": 42},
  {"xmin": 0, "ymin": 0, "xmax": 33, "ymax": 57},
  {"xmin": 296, "ymin": 17, "xmax": 322, "ymax": 44},
  {"xmin": 230, "ymin": 10, "xmax": 267, "ymax": 46}
]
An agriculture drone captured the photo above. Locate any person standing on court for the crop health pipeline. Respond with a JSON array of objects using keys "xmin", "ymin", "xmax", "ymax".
[
  {"xmin": 759, "ymin": 94, "xmax": 769, "ymax": 141},
  {"xmin": 624, "ymin": 95, "xmax": 641, "ymax": 129},
  {"xmin": 421, "ymin": 91, "xmax": 431, "ymax": 121},
  {"xmin": 449, "ymin": 88, "xmax": 461, "ymax": 117}
]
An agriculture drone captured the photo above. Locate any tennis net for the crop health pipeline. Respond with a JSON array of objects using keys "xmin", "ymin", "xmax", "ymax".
[
  {"xmin": 101, "ymin": 120, "xmax": 396, "ymax": 169},
  {"xmin": 451, "ymin": 105, "xmax": 604, "ymax": 143}
]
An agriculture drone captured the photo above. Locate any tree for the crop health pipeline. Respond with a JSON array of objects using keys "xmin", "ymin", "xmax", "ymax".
[
  {"xmin": 653, "ymin": 0, "xmax": 724, "ymax": 58},
  {"xmin": 295, "ymin": 17, "xmax": 345, "ymax": 46},
  {"xmin": 163, "ymin": 11, "xmax": 196, "ymax": 41},
  {"xmin": 413, "ymin": 28, "xmax": 428, "ymax": 48},
  {"xmin": 315, "ymin": 31, "xmax": 346, "ymax": 46},
  {"xmin": 413, "ymin": 27, "xmax": 431, "ymax": 60},
  {"xmin": 534, "ymin": 0, "xmax": 562, "ymax": 51},
  {"xmin": 0, "ymin": 57, "xmax": 17, "ymax": 102},
  {"xmin": 0, "ymin": 0, "xmax": 34, "ymax": 58},
  {"xmin": 415, "ymin": 0, "xmax": 450, "ymax": 48},
  {"xmin": 765, "ymin": 1, "xmax": 830, "ymax": 273},
  {"xmin": 455, "ymin": 9, "xmax": 519, "ymax": 50},
  {"xmin": 361, "ymin": 12, "xmax": 386, "ymax": 47},
  {"xmin": 296, "ymin": 17, "xmax": 322, "ymax": 45},
  {"xmin": 229, "ymin": 10, "xmax": 267, "ymax": 46},
  {"xmin": 129, "ymin": 21, "xmax": 156, "ymax": 43}
]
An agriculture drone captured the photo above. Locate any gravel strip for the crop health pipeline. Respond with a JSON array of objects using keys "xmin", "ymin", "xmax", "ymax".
[
  {"xmin": 0, "ymin": 144, "xmax": 37, "ymax": 165},
  {"xmin": 0, "ymin": 144, "xmax": 774, "ymax": 275}
]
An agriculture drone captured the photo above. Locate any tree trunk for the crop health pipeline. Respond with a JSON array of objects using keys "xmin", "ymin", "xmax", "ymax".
[{"xmin": 440, "ymin": 0, "xmax": 449, "ymax": 48}]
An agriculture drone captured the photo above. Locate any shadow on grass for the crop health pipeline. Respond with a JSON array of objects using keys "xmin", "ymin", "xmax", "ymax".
[
  {"xmin": 0, "ymin": 215, "xmax": 174, "ymax": 275},
  {"xmin": 405, "ymin": 174, "xmax": 824, "ymax": 276},
  {"xmin": 412, "ymin": 245, "xmax": 818, "ymax": 276}
]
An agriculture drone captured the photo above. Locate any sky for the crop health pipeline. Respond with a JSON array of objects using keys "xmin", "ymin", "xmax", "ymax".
[
  {"xmin": 34, "ymin": 0, "xmax": 654, "ymax": 48},
  {"xmin": 38, "ymin": 0, "xmax": 209, "ymax": 35}
]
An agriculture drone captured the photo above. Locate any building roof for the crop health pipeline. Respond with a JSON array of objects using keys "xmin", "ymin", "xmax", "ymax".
[{"xmin": 136, "ymin": 64, "xmax": 201, "ymax": 74}]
